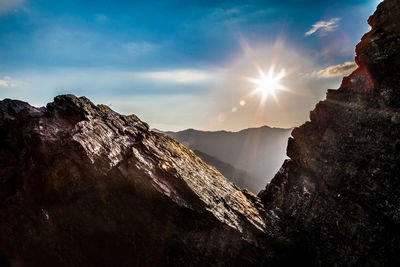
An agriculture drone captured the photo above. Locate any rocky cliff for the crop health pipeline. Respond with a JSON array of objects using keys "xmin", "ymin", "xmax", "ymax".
[
  {"xmin": 259, "ymin": 0, "xmax": 400, "ymax": 265},
  {"xmin": 0, "ymin": 95, "xmax": 277, "ymax": 266}
]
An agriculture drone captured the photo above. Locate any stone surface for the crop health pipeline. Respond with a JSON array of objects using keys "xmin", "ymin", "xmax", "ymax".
[
  {"xmin": 0, "ymin": 95, "xmax": 276, "ymax": 266},
  {"xmin": 259, "ymin": 0, "xmax": 400, "ymax": 265}
]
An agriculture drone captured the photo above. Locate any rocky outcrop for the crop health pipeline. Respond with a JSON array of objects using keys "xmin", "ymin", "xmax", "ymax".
[
  {"xmin": 0, "ymin": 95, "xmax": 276, "ymax": 266},
  {"xmin": 259, "ymin": 0, "xmax": 400, "ymax": 265}
]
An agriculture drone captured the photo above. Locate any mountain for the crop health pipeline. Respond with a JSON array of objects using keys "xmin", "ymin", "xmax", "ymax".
[
  {"xmin": 259, "ymin": 0, "xmax": 400, "ymax": 265},
  {"xmin": 164, "ymin": 127, "xmax": 292, "ymax": 193},
  {"xmin": 0, "ymin": 95, "xmax": 276, "ymax": 266}
]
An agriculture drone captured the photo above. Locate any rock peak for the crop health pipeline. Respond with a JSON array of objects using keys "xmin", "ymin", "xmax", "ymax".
[
  {"xmin": 259, "ymin": 0, "xmax": 400, "ymax": 265},
  {"xmin": 0, "ymin": 94, "xmax": 275, "ymax": 266}
]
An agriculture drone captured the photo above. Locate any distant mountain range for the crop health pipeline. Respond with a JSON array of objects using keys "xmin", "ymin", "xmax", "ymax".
[{"xmin": 160, "ymin": 126, "xmax": 292, "ymax": 193}]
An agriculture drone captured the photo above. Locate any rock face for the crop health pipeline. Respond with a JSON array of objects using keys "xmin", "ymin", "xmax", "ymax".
[
  {"xmin": 0, "ymin": 95, "xmax": 275, "ymax": 266},
  {"xmin": 259, "ymin": 0, "xmax": 400, "ymax": 265}
]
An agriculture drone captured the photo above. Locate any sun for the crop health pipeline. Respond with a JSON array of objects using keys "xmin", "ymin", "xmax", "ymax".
[{"xmin": 248, "ymin": 66, "xmax": 286, "ymax": 102}]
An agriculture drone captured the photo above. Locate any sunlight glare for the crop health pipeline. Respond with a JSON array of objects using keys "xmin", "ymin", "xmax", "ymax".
[{"xmin": 248, "ymin": 66, "xmax": 286, "ymax": 103}]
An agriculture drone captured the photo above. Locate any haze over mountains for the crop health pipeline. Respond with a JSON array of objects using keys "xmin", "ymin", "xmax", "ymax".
[
  {"xmin": 163, "ymin": 126, "xmax": 292, "ymax": 193},
  {"xmin": 191, "ymin": 149, "xmax": 257, "ymax": 191}
]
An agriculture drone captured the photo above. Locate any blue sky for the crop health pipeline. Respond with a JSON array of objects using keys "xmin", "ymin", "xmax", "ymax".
[{"xmin": 0, "ymin": 0, "xmax": 381, "ymax": 130}]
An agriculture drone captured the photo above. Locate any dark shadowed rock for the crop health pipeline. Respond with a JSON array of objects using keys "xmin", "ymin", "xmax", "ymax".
[
  {"xmin": 0, "ymin": 95, "xmax": 277, "ymax": 266},
  {"xmin": 259, "ymin": 0, "xmax": 400, "ymax": 265}
]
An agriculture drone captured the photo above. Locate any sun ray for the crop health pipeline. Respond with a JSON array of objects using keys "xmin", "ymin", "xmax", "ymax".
[{"xmin": 247, "ymin": 65, "xmax": 286, "ymax": 105}]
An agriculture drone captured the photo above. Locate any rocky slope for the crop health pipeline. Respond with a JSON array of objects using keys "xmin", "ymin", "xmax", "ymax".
[
  {"xmin": 259, "ymin": 0, "xmax": 400, "ymax": 265},
  {"xmin": 0, "ymin": 95, "xmax": 277, "ymax": 266},
  {"xmin": 191, "ymin": 149, "xmax": 258, "ymax": 192}
]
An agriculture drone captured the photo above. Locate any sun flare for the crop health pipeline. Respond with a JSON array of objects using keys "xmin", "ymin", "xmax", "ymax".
[{"xmin": 248, "ymin": 67, "xmax": 286, "ymax": 102}]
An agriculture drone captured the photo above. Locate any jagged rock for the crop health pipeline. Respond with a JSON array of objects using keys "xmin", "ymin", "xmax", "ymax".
[
  {"xmin": 0, "ymin": 95, "xmax": 276, "ymax": 266},
  {"xmin": 259, "ymin": 0, "xmax": 400, "ymax": 265}
]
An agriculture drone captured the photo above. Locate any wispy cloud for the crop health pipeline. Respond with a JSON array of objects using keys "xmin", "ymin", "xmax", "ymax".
[
  {"xmin": 316, "ymin": 61, "xmax": 357, "ymax": 78},
  {"xmin": 0, "ymin": 69, "xmax": 214, "ymax": 131},
  {"xmin": 305, "ymin": 18, "xmax": 341, "ymax": 37},
  {"xmin": 139, "ymin": 70, "xmax": 211, "ymax": 83},
  {"xmin": 0, "ymin": 0, "xmax": 24, "ymax": 15},
  {"xmin": 0, "ymin": 76, "xmax": 17, "ymax": 87}
]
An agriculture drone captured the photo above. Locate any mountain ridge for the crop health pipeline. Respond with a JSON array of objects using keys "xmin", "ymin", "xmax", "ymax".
[
  {"xmin": 0, "ymin": 94, "xmax": 277, "ymax": 266},
  {"xmin": 163, "ymin": 126, "xmax": 292, "ymax": 193},
  {"xmin": 159, "ymin": 125, "xmax": 293, "ymax": 134}
]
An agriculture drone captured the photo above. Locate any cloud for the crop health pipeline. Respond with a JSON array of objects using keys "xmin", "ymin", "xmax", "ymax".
[
  {"xmin": 0, "ymin": 76, "xmax": 17, "ymax": 87},
  {"xmin": 0, "ymin": 0, "xmax": 24, "ymax": 15},
  {"xmin": 305, "ymin": 18, "xmax": 341, "ymax": 37},
  {"xmin": 0, "ymin": 68, "xmax": 211, "ymax": 107},
  {"xmin": 316, "ymin": 61, "xmax": 357, "ymax": 78},
  {"xmin": 0, "ymin": 69, "xmax": 215, "ymax": 132},
  {"xmin": 138, "ymin": 70, "xmax": 211, "ymax": 83},
  {"xmin": 0, "ymin": 80, "xmax": 8, "ymax": 87}
]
